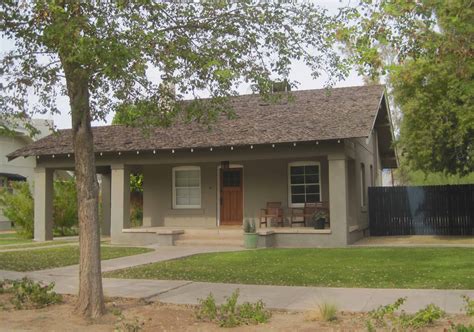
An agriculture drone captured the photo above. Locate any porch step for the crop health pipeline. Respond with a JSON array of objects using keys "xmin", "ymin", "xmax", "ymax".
[
  {"xmin": 174, "ymin": 228, "xmax": 243, "ymax": 247},
  {"xmin": 174, "ymin": 238, "xmax": 243, "ymax": 247}
]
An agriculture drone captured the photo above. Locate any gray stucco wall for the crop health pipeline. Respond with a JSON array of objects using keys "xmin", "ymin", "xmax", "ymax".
[
  {"xmin": 346, "ymin": 133, "xmax": 380, "ymax": 233},
  {"xmin": 142, "ymin": 157, "xmax": 329, "ymax": 228}
]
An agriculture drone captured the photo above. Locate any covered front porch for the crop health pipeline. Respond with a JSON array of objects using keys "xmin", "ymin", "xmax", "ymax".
[{"xmin": 33, "ymin": 139, "xmax": 372, "ymax": 247}]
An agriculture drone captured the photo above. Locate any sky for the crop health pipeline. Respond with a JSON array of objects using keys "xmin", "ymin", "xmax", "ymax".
[{"xmin": 0, "ymin": 1, "xmax": 363, "ymax": 130}]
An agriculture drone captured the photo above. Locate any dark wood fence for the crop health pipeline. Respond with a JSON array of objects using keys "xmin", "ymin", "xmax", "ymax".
[{"xmin": 368, "ymin": 185, "xmax": 474, "ymax": 236}]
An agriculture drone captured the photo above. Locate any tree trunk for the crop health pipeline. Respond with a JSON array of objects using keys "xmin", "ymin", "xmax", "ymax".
[{"xmin": 64, "ymin": 65, "xmax": 105, "ymax": 318}]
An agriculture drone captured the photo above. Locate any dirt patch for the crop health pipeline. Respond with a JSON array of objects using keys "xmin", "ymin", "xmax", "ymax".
[{"xmin": 0, "ymin": 294, "xmax": 472, "ymax": 331}]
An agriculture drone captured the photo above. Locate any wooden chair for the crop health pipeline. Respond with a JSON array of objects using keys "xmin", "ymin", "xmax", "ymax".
[
  {"xmin": 290, "ymin": 202, "xmax": 331, "ymax": 227},
  {"xmin": 259, "ymin": 202, "xmax": 284, "ymax": 227},
  {"xmin": 289, "ymin": 202, "xmax": 318, "ymax": 227}
]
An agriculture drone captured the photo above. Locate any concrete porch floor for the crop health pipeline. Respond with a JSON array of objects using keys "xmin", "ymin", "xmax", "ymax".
[
  {"xmin": 123, "ymin": 225, "xmax": 332, "ymax": 234},
  {"xmin": 120, "ymin": 226, "xmax": 333, "ymax": 247}
]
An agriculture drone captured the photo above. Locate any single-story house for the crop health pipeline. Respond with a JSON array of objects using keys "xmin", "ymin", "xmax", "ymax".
[{"xmin": 7, "ymin": 85, "xmax": 397, "ymax": 247}]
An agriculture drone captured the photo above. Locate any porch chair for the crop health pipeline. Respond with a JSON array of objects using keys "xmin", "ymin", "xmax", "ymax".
[
  {"xmin": 289, "ymin": 202, "xmax": 330, "ymax": 227},
  {"xmin": 259, "ymin": 202, "xmax": 284, "ymax": 228},
  {"xmin": 289, "ymin": 202, "xmax": 317, "ymax": 227}
]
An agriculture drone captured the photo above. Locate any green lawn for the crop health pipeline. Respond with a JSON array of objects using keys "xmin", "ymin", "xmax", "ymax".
[
  {"xmin": 0, "ymin": 233, "xmax": 32, "ymax": 245},
  {"xmin": 0, "ymin": 246, "xmax": 153, "ymax": 271},
  {"xmin": 104, "ymin": 248, "xmax": 474, "ymax": 289}
]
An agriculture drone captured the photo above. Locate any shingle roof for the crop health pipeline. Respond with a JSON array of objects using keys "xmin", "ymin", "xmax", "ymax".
[{"xmin": 8, "ymin": 85, "xmax": 386, "ymax": 159}]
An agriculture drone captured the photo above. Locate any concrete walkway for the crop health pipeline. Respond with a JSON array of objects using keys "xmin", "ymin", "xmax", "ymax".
[{"xmin": 1, "ymin": 246, "xmax": 473, "ymax": 314}]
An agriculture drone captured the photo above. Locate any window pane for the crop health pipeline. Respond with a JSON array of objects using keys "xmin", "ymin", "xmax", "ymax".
[
  {"xmin": 292, "ymin": 194, "xmax": 305, "ymax": 204},
  {"xmin": 188, "ymin": 187, "xmax": 200, "ymax": 198},
  {"xmin": 306, "ymin": 185, "xmax": 319, "ymax": 194},
  {"xmin": 305, "ymin": 174, "xmax": 319, "ymax": 184},
  {"xmin": 305, "ymin": 165, "xmax": 318, "ymax": 174},
  {"xmin": 223, "ymin": 170, "xmax": 241, "ymax": 187},
  {"xmin": 175, "ymin": 176, "xmax": 188, "ymax": 187},
  {"xmin": 306, "ymin": 194, "xmax": 319, "ymax": 202},
  {"xmin": 175, "ymin": 188, "xmax": 189, "ymax": 198},
  {"xmin": 187, "ymin": 177, "xmax": 200, "ymax": 187},
  {"xmin": 174, "ymin": 168, "xmax": 201, "ymax": 207},
  {"xmin": 176, "ymin": 196, "xmax": 189, "ymax": 206},
  {"xmin": 291, "ymin": 185, "xmax": 305, "ymax": 194},
  {"xmin": 291, "ymin": 175, "xmax": 305, "ymax": 184},
  {"xmin": 290, "ymin": 166, "xmax": 304, "ymax": 175}
]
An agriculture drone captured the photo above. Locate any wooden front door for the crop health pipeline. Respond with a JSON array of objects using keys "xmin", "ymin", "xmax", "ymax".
[{"xmin": 220, "ymin": 168, "xmax": 243, "ymax": 225}]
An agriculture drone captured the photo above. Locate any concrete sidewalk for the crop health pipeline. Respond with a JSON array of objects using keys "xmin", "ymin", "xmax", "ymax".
[{"xmin": 1, "ymin": 246, "xmax": 473, "ymax": 314}]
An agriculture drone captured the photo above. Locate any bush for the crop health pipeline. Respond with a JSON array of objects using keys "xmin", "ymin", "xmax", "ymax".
[
  {"xmin": 0, "ymin": 179, "xmax": 79, "ymax": 238},
  {"xmin": 196, "ymin": 289, "xmax": 271, "ymax": 327},
  {"xmin": 463, "ymin": 295, "xmax": 474, "ymax": 316},
  {"xmin": 130, "ymin": 206, "xmax": 143, "ymax": 228},
  {"xmin": 450, "ymin": 323, "xmax": 474, "ymax": 332},
  {"xmin": 367, "ymin": 298, "xmax": 445, "ymax": 330},
  {"xmin": 368, "ymin": 297, "xmax": 406, "ymax": 327},
  {"xmin": 0, "ymin": 182, "xmax": 34, "ymax": 238},
  {"xmin": 53, "ymin": 179, "xmax": 78, "ymax": 236},
  {"xmin": 399, "ymin": 304, "xmax": 445, "ymax": 329},
  {"xmin": 1, "ymin": 278, "xmax": 62, "ymax": 309}
]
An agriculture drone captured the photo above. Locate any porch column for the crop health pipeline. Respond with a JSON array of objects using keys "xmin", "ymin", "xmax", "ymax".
[
  {"xmin": 110, "ymin": 164, "xmax": 130, "ymax": 242},
  {"xmin": 34, "ymin": 167, "xmax": 54, "ymax": 241},
  {"xmin": 101, "ymin": 173, "xmax": 111, "ymax": 236},
  {"xmin": 328, "ymin": 155, "xmax": 349, "ymax": 245}
]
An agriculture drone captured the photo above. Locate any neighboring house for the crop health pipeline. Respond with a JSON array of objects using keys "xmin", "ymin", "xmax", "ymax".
[
  {"xmin": 8, "ymin": 85, "xmax": 397, "ymax": 246},
  {"xmin": 0, "ymin": 119, "xmax": 53, "ymax": 230}
]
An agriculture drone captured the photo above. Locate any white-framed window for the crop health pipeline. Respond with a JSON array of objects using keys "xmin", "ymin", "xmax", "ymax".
[
  {"xmin": 288, "ymin": 161, "xmax": 321, "ymax": 207},
  {"xmin": 360, "ymin": 163, "xmax": 367, "ymax": 207},
  {"xmin": 172, "ymin": 166, "xmax": 201, "ymax": 209}
]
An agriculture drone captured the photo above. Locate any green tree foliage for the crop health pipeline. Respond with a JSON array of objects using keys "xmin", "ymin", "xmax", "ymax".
[
  {"xmin": 0, "ymin": 182, "xmax": 34, "ymax": 239},
  {"xmin": 53, "ymin": 179, "xmax": 78, "ymax": 236},
  {"xmin": 345, "ymin": 0, "xmax": 473, "ymax": 175},
  {"xmin": 0, "ymin": 180, "xmax": 79, "ymax": 238}
]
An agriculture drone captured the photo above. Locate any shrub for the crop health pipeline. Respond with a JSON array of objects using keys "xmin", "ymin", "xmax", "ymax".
[
  {"xmin": 367, "ymin": 299, "xmax": 445, "ymax": 330},
  {"xmin": 0, "ymin": 182, "xmax": 34, "ymax": 238},
  {"xmin": 53, "ymin": 179, "xmax": 78, "ymax": 236},
  {"xmin": 450, "ymin": 323, "xmax": 474, "ymax": 332},
  {"xmin": 1, "ymin": 278, "xmax": 62, "ymax": 309},
  {"xmin": 115, "ymin": 315, "xmax": 144, "ymax": 332},
  {"xmin": 462, "ymin": 295, "xmax": 474, "ymax": 316},
  {"xmin": 399, "ymin": 304, "xmax": 445, "ymax": 329},
  {"xmin": 0, "ymin": 179, "xmax": 79, "ymax": 238},
  {"xmin": 129, "ymin": 190, "xmax": 143, "ymax": 228},
  {"xmin": 196, "ymin": 289, "xmax": 271, "ymax": 327},
  {"xmin": 368, "ymin": 297, "xmax": 406, "ymax": 327},
  {"xmin": 130, "ymin": 206, "xmax": 143, "ymax": 228},
  {"xmin": 196, "ymin": 292, "xmax": 218, "ymax": 321}
]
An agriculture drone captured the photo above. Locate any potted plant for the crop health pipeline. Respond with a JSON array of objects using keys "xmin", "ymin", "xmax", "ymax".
[
  {"xmin": 311, "ymin": 210, "xmax": 328, "ymax": 230},
  {"xmin": 243, "ymin": 218, "xmax": 258, "ymax": 249}
]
